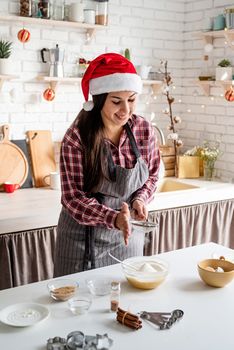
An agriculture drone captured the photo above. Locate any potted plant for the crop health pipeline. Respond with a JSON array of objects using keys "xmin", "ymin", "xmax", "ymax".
[
  {"xmin": 216, "ymin": 58, "xmax": 232, "ymax": 81},
  {"xmin": 0, "ymin": 39, "xmax": 13, "ymax": 75}
]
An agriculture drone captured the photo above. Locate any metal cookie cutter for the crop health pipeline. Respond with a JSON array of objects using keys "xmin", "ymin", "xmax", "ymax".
[
  {"xmin": 67, "ymin": 331, "xmax": 113, "ymax": 350},
  {"xmin": 140, "ymin": 309, "xmax": 184, "ymax": 330},
  {"xmin": 47, "ymin": 336, "xmax": 67, "ymax": 350}
]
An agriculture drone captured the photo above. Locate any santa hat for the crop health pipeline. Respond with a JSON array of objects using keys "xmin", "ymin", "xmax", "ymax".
[{"xmin": 81, "ymin": 53, "xmax": 142, "ymax": 111}]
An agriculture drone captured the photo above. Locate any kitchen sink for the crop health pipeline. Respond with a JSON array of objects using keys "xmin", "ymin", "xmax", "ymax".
[{"xmin": 157, "ymin": 179, "xmax": 200, "ymax": 193}]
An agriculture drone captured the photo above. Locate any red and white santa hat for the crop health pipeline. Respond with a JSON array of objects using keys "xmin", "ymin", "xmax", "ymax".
[{"xmin": 81, "ymin": 53, "xmax": 142, "ymax": 111}]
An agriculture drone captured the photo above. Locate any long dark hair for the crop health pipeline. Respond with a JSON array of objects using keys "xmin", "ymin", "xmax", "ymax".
[{"xmin": 77, "ymin": 93, "xmax": 108, "ymax": 192}]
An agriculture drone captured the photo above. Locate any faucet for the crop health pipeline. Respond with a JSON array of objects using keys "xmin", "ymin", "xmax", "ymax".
[{"xmin": 152, "ymin": 124, "xmax": 166, "ymax": 145}]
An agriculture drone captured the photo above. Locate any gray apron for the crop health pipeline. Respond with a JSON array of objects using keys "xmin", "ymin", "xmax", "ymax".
[{"xmin": 54, "ymin": 123, "xmax": 149, "ymax": 277}]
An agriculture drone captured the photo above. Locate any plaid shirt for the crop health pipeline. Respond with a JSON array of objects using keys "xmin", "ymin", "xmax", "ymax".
[{"xmin": 60, "ymin": 114, "xmax": 160, "ymax": 229}]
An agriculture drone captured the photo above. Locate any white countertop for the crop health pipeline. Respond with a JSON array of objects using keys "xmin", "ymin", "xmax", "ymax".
[
  {"xmin": 0, "ymin": 178, "xmax": 234, "ymax": 234},
  {"xmin": 0, "ymin": 188, "xmax": 61, "ymax": 234},
  {"xmin": 0, "ymin": 243, "xmax": 234, "ymax": 350},
  {"xmin": 148, "ymin": 178, "xmax": 234, "ymax": 211}
]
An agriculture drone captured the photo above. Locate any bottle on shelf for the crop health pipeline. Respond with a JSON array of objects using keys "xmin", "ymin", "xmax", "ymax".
[
  {"xmin": 51, "ymin": 0, "xmax": 65, "ymax": 21},
  {"xmin": 32, "ymin": 0, "xmax": 51, "ymax": 19},
  {"xmin": 95, "ymin": 0, "xmax": 109, "ymax": 25},
  {"xmin": 199, "ymin": 55, "xmax": 213, "ymax": 81},
  {"xmin": 110, "ymin": 281, "xmax": 121, "ymax": 312},
  {"xmin": 20, "ymin": 0, "xmax": 32, "ymax": 17}
]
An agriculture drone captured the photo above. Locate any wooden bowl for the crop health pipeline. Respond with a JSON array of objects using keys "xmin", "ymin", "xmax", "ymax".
[{"xmin": 198, "ymin": 258, "xmax": 234, "ymax": 288}]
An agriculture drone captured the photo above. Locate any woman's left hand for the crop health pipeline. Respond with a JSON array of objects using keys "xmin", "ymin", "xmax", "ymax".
[{"xmin": 131, "ymin": 200, "xmax": 148, "ymax": 221}]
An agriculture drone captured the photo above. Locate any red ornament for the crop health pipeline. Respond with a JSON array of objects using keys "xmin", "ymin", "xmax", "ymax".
[
  {"xmin": 225, "ymin": 88, "xmax": 234, "ymax": 102},
  {"xmin": 43, "ymin": 88, "xmax": 55, "ymax": 101},
  {"xmin": 17, "ymin": 28, "xmax": 31, "ymax": 43}
]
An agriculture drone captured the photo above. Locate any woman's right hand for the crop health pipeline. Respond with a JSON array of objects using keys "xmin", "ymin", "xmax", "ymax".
[{"xmin": 115, "ymin": 202, "xmax": 131, "ymax": 246}]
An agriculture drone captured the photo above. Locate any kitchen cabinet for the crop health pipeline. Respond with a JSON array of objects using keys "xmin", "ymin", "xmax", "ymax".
[{"xmin": 145, "ymin": 198, "xmax": 234, "ymax": 255}]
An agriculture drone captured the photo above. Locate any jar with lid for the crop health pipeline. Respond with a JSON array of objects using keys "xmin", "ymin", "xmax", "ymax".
[
  {"xmin": 110, "ymin": 281, "xmax": 120, "ymax": 312},
  {"xmin": 20, "ymin": 0, "xmax": 32, "ymax": 17},
  {"xmin": 95, "ymin": 0, "xmax": 108, "ymax": 25}
]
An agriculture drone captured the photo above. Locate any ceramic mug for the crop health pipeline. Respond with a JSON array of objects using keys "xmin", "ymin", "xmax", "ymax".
[
  {"xmin": 213, "ymin": 14, "xmax": 225, "ymax": 30},
  {"xmin": 43, "ymin": 172, "xmax": 61, "ymax": 190},
  {"xmin": 4, "ymin": 182, "xmax": 20, "ymax": 193},
  {"xmin": 68, "ymin": 2, "xmax": 84, "ymax": 22}
]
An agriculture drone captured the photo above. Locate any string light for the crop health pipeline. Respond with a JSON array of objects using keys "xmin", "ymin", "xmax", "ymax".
[
  {"xmin": 187, "ymin": 109, "xmax": 191, "ymax": 113},
  {"xmin": 201, "ymin": 104, "xmax": 205, "ymax": 108}
]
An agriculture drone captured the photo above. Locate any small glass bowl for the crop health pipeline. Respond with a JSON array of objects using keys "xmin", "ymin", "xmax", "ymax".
[
  {"xmin": 86, "ymin": 278, "xmax": 112, "ymax": 296},
  {"xmin": 47, "ymin": 279, "xmax": 78, "ymax": 301},
  {"xmin": 68, "ymin": 294, "xmax": 92, "ymax": 315}
]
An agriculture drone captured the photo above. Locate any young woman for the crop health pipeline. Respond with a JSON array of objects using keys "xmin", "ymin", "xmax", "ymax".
[{"xmin": 54, "ymin": 53, "xmax": 160, "ymax": 276}]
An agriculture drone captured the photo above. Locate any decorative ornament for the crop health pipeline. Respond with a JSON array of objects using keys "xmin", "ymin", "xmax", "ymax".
[
  {"xmin": 225, "ymin": 88, "xmax": 234, "ymax": 102},
  {"xmin": 43, "ymin": 88, "xmax": 55, "ymax": 101},
  {"xmin": 17, "ymin": 28, "xmax": 31, "ymax": 43}
]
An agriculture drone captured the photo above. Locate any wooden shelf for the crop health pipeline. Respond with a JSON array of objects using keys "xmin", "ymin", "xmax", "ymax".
[
  {"xmin": 142, "ymin": 79, "xmax": 163, "ymax": 94},
  {"xmin": 196, "ymin": 79, "xmax": 234, "ymax": 96},
  {"xmin": 0, "ymin": 74, "xmax": 19, "ymax": 90},
  {"xmin": 37, "ymin": 76, "xmax": 81, "ymax": 90},
  {"xmin": 194, "ymin": 28, "xmax": 234, "ymax": 48},
  {"xmin": 37, "ymin": 76, "xmax": 164, "ymax": 94},
  {"xmin": 0, "ymin": 15, "xmax": 106, "ymax": 40}
]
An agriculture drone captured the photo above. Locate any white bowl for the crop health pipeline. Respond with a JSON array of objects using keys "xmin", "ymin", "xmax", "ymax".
[
  {"xmin": 47, "ymin": 279, "xmax": 78, "ymax": 301},
  {"xmin": 122, "ymin": 256, "xmax": 169, "ymax": 290}
]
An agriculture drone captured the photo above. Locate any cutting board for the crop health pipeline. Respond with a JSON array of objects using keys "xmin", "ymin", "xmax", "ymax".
[
  {"xmin": 0, "ymin": 125, "xmax": 29, "ymax": 190},
  {"xmin": 11, "ymin": 139, "xmax": 33, "ymax": 188},
  {"xmin": 26, "ymin": 130, "xmax": 56, "ymax": 187}
]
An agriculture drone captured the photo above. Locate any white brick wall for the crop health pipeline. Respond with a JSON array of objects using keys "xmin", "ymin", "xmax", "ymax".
[{"xmin": 0, "ymin": 0, "xmax": 233, "ymax": 181}]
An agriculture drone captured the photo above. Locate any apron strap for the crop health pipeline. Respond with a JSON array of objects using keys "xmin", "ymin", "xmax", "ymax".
[
  {"xmin": 124, "ymin": 123, "xmax": 141, "ymax": 159},
  {"xmin": 107, "ymin": 122, "xmax": 141, "ymax": 180}
]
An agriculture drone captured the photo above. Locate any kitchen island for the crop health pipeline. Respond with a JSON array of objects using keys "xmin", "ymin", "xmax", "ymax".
[
  {"xmin": 0, "ymin": 243, "xmax": 234, "ymax": 350},
  {"xmin": 0, "ymin": 178, "xmax": 233, "ymax": 290}
]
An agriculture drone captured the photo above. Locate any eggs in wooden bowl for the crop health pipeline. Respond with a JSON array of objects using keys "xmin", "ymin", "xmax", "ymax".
[{"xmin": 198, "ymin": 258, "xmax": 234, "ymax": 288}]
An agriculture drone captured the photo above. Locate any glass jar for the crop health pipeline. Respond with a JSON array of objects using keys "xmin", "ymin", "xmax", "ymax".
[
  {"xmin": 199, "ymin": 55, "xmax": 213, "ymax": 81},
  {"xmin": 52, "ymin": 0, "xmax": 65, "ymax": 21},
  {"xmin": 35, "ymin": 0, "xmax": 51, "ymax": 19},
  {"xmin": 110, "ymin": 281, "xmax": 120, "ymax": 312},
  {"xmin": 20, "ymin": 0, "xmax": 32, "ymax": 17},
  {"xmin": 95, "ymin": 0, "xmax": 108, "ymax": 25}
]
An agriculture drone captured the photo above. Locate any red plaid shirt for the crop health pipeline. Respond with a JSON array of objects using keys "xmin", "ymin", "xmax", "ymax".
[{"xmin": 60, "ymin": 114, "xmax": 160, "ymax": 229}]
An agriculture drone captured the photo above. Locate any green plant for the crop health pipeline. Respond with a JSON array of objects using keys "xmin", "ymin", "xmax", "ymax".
[
  {"xmin": 0, "ymin": 39, "xmax": 12, "ymax": 59},
  {"xmin": 124, "ymin": 48, "xmax": 131, "ymax": 61},
  {"xmin": 217, "ymin": 59, "xmax": 232, "ymax": 67}
]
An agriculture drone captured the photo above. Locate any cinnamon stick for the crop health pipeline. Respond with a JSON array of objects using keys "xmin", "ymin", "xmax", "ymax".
[{"xmin": 116, "ymin": 307, "xmax": 142, "ymax": 330}]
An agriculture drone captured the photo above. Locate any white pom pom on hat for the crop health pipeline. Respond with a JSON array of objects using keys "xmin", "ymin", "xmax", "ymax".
[
  {"xmin": 83, "ymin": 100, "xmax": 94, "ymax": 111},
  {"xmin": 81, "ymin": 53, "xmax": 142, "ymax": 111}
]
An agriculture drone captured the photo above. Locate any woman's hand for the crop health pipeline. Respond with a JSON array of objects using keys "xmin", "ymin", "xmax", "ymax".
[
  {"xmin": 131, "ymin": 199, "xmax": 148, "ymax": 221},
  {"xmin": 115, "ymin": 202, "xmax": 131, "ymax": 246}
]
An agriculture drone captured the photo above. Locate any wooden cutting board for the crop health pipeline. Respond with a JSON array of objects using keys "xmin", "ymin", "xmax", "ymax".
[
  {"xmin": 11, "ymin": 139, "xmax": 33, "ymax": 188},
  {"xmin": 26, "ymin": 130, "xmax": 56, "ymax": 187},
  {"xmin": 0, "ymin": 125, "xmax": 29, "ymax": 190}
]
